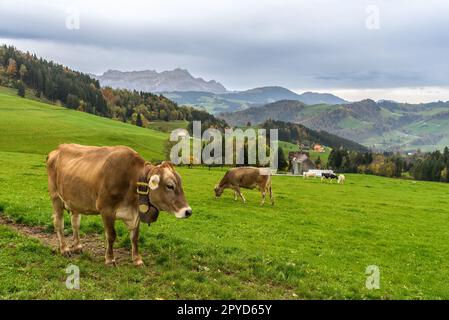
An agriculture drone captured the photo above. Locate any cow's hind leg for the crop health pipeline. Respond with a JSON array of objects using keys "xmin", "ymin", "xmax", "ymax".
[
  {"xmin": 269, "ymin": 185, "xmax": 274, "ymax": 205},
  {"xmin": 52, "ymin": 197, "xmax": 71, "ymax": 256},
  {"xmin": 71, "ymin": 211, "xmax": 83, "ymax": 253},
  {"xmin": 101, "ymin": 215, "xmax": 117, "ymax": 266},
  {"xmin": 260, "ymin": 185, "xmax": 267, "ymax": 206},
  {"xmin": 260, "ymin": 191, "xmax": 266, "ymax": 205}
]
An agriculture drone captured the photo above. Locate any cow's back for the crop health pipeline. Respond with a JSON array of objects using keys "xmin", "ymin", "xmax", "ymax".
[
  {"xmin": 227, "ymin": 167, "xmax": 269, "ymax": 188},
  {"xmin": 47, "ymin": 144, "xmax": 144, "ymax": 214}
]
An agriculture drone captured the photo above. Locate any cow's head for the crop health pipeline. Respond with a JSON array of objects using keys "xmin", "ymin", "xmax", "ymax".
[
  {"xmin": 214, "ymin": 184, "xmax": 224, "ymax": 198},
  {"xmin": 146, "ymin": 162, "xmax": 192, "ymax": 219}
]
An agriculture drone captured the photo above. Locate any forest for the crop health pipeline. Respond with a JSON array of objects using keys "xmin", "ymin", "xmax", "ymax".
[{"xmin": 328, "ymin": 147, "xmax": 449, "ymax": 183}]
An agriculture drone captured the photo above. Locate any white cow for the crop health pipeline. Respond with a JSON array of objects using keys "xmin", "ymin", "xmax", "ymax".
[
  {"xmin": 338, "ymin": 174, "xmax": 346, "ymax": 184},
  {"xmin": 303, "ymin": 171, "xmax": 316, "ymax": 179}
]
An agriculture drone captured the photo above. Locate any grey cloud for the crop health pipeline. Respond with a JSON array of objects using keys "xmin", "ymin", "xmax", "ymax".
[{"xmin": 1, "ymin": 0, "xmax": 449, "ymax": 91}]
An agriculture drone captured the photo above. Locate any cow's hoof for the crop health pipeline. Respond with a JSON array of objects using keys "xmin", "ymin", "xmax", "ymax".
[
  {"xmin": 105, "ymin": 258, "xmax": 117, "ymax": 267},
  {"xmin": 133, "ymin": 259, "xmax": 145, "ymax": 267},
  {"xmin": 61, "ymin": 247, "xmax": 72, "ymax": 257},
  {"xmin": 72, "ymin": 245, "xmax": 83, "ymax": 254}
]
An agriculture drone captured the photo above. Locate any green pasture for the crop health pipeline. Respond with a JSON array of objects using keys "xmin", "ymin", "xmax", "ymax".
[{"xmin": 1, "ymin": 88, "xmax": 449, "ymax": 299}]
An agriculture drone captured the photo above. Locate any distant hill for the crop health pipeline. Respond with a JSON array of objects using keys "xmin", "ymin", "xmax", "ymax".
[
  {"xmin": 262, "ymin": 119, "xmax": 368, "ymax": 153},
  {"xmin": 94, "ymin": 68, "xmax": 227, "ymax": 93},
  {"xmin": 221, "ymin": 100, "xmax": 308, "ymax": 125},
  {"xmin": 219, "ymin": 99, "xmax": 449, "ymax": 152},
  {"xmin": 220, "ymin": 86, "xmax": 302, "ymax": 103},
  {"xmin": 297, "ymin": 91, "xmax": 347, "ymax": 105},
  {"xmin": 163, "ymin": 86, "xmax": 347, "ymax": 114}
]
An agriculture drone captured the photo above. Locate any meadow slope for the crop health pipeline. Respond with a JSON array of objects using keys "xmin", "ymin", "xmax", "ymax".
[
  {"xmin": 1, "ymin": 89, "xmax": 449, "ymax": 299},
  {"xmin": 0, "ymin": 87, "xmax": 168, "ymax": 161}
]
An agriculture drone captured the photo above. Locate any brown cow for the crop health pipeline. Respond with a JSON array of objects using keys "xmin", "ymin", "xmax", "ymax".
[
  {"xmin": 214, "ymin": 167, "xmax": 274, "ymax": 205},
  {"xmin": 46, "ymin": 144, "xmax": 191, "ymax": 266}
]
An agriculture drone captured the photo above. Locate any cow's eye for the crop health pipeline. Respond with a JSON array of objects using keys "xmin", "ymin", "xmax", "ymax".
[{"xmin": 166, "ymin": 184, "xmax": 175, "ymax": 190}]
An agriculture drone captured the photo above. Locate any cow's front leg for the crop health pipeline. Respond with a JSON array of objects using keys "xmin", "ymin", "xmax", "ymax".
[
  {"xmin": 71, "ymin": 211, "xmax": 83, "ymax": 253},
  {"xmin": 102, "ymin": 215, "xmax": 117, "ymax": 266},
  {"xmin": 119, "ymin": 207, "xmax": 144, "ymax": 267},
  {"xmin": 234, "ymin": 191, "xmax": 238, "ymax": 201},
  {"xmin": 235, "ymin": 187, "xmax": 246, "ymax": 203},
  {"xmin": 130, "ymin": 225, "xmax": 144, "ymax": 266}
]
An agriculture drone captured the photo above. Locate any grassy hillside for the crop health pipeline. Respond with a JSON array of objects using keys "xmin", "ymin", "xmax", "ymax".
[
  {"xmin": 1, "ymin": 88, "xmax": 449, "ymax": 299},
  {"xmin": 0, "ymin": 87, "xmax": 168, "ymax": 161},
  {"xmin": 163, "ymin": 88, "xmax": 346, "ymax": 114}
]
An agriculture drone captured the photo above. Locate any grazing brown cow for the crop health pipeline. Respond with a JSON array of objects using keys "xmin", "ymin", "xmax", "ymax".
[
  {"xmin": 46, "ymin": 144, "xmax": 191, "ymax": 266},
  {"xmin": 214, "ymin": 167, "xmax": 274, "ymax": 205}
]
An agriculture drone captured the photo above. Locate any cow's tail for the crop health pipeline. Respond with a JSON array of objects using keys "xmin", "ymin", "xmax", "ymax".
[
  {"xmin": 46, "ymin": 150, "xmax": 59, "ymax": 169},
  {"xmin": 46, "ymin": 149, "xmax": 61, "ymax": 199}
]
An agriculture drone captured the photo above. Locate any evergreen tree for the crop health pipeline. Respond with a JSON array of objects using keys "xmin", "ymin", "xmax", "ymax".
[
  {"xmin": 17, "ymin": 81, "xmax": 25, "ymax": 97},
  {"xmin": 277, "ymin": 146, "xmax": 288, "ymax": 171},
  {"xmin": 136, "ymin": 113, "xmax": 143, "ymax": 127}
]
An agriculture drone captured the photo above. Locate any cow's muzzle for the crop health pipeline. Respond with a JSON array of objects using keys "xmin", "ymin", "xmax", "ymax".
[{"xmin": 176, "ymin": 207, "xmax": 192, "ymax": 219}]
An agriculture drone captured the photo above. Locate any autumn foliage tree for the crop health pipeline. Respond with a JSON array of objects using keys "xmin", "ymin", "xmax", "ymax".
[{"xmin": 6, "ymin": 58, "xmax": 17, "ymax": 78}]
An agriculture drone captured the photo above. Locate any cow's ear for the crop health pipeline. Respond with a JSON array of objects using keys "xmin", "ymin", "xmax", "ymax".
[{"xmin": 148, "ymin": 174, "xmax": 160, "ymax": 190}]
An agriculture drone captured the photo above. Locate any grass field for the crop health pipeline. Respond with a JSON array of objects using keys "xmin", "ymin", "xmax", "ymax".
[
  {"xmin": 1, "ymin": 88, "xmax": 449, "ymax": 299},
  {"xmin": 0, "ymin": 87, "xmax": 169, "ymax": 161}
]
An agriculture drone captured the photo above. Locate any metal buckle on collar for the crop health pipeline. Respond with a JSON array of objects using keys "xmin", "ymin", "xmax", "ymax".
[{"xmin": 136, "ymin": 182, "xmax": 149, "ymax": 195}]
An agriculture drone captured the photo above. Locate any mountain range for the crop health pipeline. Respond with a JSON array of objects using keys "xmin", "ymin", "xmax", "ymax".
[
  {"xmin": 219, "ymin": 99, "xmax": 449, "ymax": 152},
  {"xmin": 162, "ymin": 86, "xmax": 347, "ymax": 114},
  {"xmin": 94, "ymin": 68, "xmax": 227, "ymax": 93},
  {"xmin": 94, "ymin": 68, "xmax": 347, "ymax": 114}
]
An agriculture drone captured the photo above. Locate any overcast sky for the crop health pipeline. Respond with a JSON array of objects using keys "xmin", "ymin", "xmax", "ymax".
[{"xmin": 1, "ymin": 0, "xmax": 448, "ymax": 102}]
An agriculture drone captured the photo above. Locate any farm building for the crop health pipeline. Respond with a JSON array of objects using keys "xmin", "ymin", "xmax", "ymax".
[
  {"xmin": 313, "ymin": 144, "xmax": 326, "ymax": 153},
  {"xmin": 288, "ymin": 152, "xmax": 316, "ymax": 175}
]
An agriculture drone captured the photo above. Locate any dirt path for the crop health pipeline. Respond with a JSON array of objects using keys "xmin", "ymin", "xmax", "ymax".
[{"xmin": 0, "ymin": 214, "xmax": 131, "ymax": 263}]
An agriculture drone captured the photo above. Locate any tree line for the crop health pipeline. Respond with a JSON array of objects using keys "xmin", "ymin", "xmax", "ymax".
[{"xmin": 327, "ymin": 147, "xmax": 449, "ymax": 183}]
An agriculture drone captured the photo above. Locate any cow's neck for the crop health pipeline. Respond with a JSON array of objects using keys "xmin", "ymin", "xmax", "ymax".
[{"xmin": 137, "ymin": 162, "xmax": 159, "ymax": 225}]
